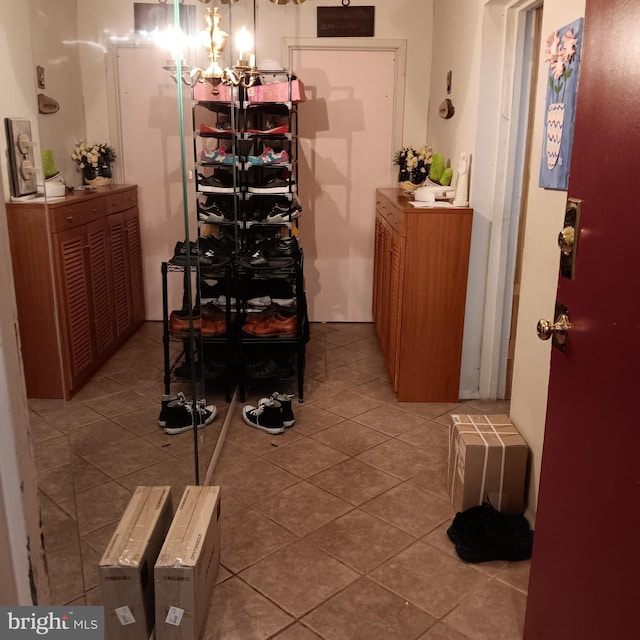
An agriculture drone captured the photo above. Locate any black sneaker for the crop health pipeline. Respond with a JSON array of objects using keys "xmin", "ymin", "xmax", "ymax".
[
  {"xmin": 198, "ymin": 196, "xmax": 235, "ymax": 223},
  {"xmin": 172, "ymin": 240, "xmax": 212, "ymax": 267},
  {"xmin": 163, "ymin": 399, "xmax": 217, "ymax": 435},
  {"xmin": 259, "ymin": 392, "xmax": 295, "ymax": 427},
  {"xmin": 242, "ymin": 400, "xmax": 285, "ymax": 434},
  {"xmin": 197, "ymin": 171, "xmax": 236, "ymax": 193},
  {"xmin": 248, "ymin": 176, "xmax": 296, "ymax": 194},
  {"xmin": 158, "ymin": 392, "xmax": 186, "ymax": 426},
  {"xmin": 265, "ymin": 199, "xmax": 302, "ymax": 224},
  {"xmin": 197, "ymin": 237, "xmax": 231, "ymax": 268}
]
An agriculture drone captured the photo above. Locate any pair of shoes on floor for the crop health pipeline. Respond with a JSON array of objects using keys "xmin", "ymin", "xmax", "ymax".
[
  {"xmin": 242, "ymin": 392, "xmax": 295, "ymax": 434},
  {"xmin": 158, "ymin": 392, "xmax": 217, "ymax": 435},
  {"xmin": 446, "ymin": 501, "xmax": 534, "ymax": 563}
]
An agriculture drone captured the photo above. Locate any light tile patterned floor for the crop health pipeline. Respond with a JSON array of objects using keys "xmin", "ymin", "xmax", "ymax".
[{"xmin": 30, "ymin": 322, "xmax": 528, "ymax": 639}]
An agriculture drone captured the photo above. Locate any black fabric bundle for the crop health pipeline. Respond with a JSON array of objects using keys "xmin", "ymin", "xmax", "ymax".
[{"xmin": 447, "ymin": 502, "xmax": 534, "ymax": 563}]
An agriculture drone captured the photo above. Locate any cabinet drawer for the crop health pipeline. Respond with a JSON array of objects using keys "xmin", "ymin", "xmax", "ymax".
[
  {"xmin": 50, "ymin": 198, "xmax": 105, "ymax": 232},
  {"xmin": 376, "ymin": 199, "xmax": 406, "ymax": 237},
  {"xmin": 105, "ymin": 189, "xmax": 137, "ymax": 213}
]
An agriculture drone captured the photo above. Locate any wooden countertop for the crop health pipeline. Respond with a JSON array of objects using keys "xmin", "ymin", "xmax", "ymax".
[
  {"xmin": 7, "ymin": 184, "xmax": 136, "ymax": 208},
  {"xmin": 376, "ymin": 187, "xmax": 471, "ymax": 214}
]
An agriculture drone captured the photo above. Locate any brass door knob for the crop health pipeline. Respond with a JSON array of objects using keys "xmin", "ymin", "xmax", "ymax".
[
  {"xmin": 557, "ymin": 226, "xmax": 575, "ymax": 255},
  {"xmin": 537, "ymin": 313, "xmax": 570, "ymax": 342}
]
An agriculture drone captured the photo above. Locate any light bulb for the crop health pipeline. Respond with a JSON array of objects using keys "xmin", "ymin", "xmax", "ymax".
[{"xmin": 235, "ymin": 26, "xmax": 253, "ymax": 64}]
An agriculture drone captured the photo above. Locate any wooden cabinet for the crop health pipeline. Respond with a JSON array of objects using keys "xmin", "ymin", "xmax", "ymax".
[
  {"xmin": 373, "ymin": 188, "xmax": 473, "ymax": 402},
  {"xmin": 6, "ymin": 185, "xmax": 145, "ymax": 399}
]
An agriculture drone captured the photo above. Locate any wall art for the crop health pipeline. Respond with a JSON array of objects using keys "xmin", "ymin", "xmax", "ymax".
[{"xmin": 539, "ymin": 17, "xmax": 584, "ymax": 190}]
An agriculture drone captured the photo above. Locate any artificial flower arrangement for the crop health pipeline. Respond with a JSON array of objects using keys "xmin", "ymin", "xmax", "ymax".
[
  {"xmin": 545, "ymin": 27, "xmax": 578, "ymax": 103},
  {"xmin": 71, "ymin": 141, "xmax": 117, "ymax": 182},
  {"xmin": 393, "ymin": 145, "xmax": 433, "ymax": 188}
]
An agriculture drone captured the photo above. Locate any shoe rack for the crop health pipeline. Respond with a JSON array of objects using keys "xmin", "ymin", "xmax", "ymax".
[{"xmin": 161, "ymin": 74, "xmax": 307, "ymax": 403}]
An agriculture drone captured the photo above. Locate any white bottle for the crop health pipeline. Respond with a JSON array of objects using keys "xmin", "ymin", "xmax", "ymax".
[{"xmin": 452, "ymin": 152, "xmax": 469, "ymax": 207}]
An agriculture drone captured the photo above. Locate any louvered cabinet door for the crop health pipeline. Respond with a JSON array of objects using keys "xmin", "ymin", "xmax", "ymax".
[
  {"xmin": 53, "ymin": 227, "xmax": 94, "ymax": 388},
  {"xmin": 108, "ymin": 212, "xmax": 133, "ymax": 337},
  {"xmin": 86, "ymin": 217, "xmax": 116, "ymax": 358},
  {"xmin": 124, "ymin": 207, "xmax": 145, "ymax": 323},
  {"xmin": 386, "ymin": 230, "xmax": 406, "ymax": 391}
]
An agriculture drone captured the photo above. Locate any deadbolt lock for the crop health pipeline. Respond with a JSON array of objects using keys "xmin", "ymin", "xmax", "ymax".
[
  {"xmin": 560, "ymin": 198, "xmax": 581, "ymax": 279},
  {"xmin": 537, "ymin": 303, "xmax": 570, "ymax": 351}
]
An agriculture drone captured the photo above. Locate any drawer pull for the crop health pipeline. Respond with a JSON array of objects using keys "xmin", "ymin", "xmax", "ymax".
[{"xmin": 67, "ymin": 216, "xmax": 73, "ymax": 221}]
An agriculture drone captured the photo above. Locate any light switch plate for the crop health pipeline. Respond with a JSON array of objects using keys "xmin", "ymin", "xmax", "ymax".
[{"xmin": 4, "ymin": 117, "xmax": 37, "ymax": 197}]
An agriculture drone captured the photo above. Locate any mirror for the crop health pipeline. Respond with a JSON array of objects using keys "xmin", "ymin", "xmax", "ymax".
[{"xmin": 13, "ymin": 0, "xmax": 239, "ymax": 605}]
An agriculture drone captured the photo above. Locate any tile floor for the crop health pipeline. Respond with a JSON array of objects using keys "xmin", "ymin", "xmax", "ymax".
[{"xmin": 30, "ymin": 321, "xmax": 528, "ymax": 639}]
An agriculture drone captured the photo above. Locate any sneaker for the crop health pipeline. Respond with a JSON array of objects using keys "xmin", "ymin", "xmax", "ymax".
[
  {"xmin": 197, "ymin": 172, "xmax": 236, "ymax": 193},
  {"xmin": 247, "ymin": 148, "xmax": 289, "ymax": 165},
  {"xmin": 246, "ymin": 122, "xmax": 289, "ymax": 135},
  {"xmin": 197, "ymin": 236, "xmax": 231, "ymax": 268},
  {"xmin": 158, "ymin": 392, "xmax": 186, "ymax": 426},
  {"xmin": 242, "ymin": 400, "xmax": 285, "ymax": 434},
  {"xmin": 198, "ymin": 196, "xmax": 234, "ymax": 223},
  {"xmin": 248, "ymin": 176, "xmax": 296, "ymax": 194},
  {"xmin": 163, "ymin": 399, "xmax": 217, "ymax": 435},
  {"xmin": 259, "ymin": 392, "xmax": 295, "ymax": 426},
  {"xmin": 200, "ymin": 122, "xmax": 232, "ymax": 135},
  {"xmin": 171, "ymin": 240, "xmax": 213, "ymax": 267},
  {"xmin": 265, "ymin": 199, "xmax": 302, "ymax": 224},
  {"xmin": 201, "ymin": 147, "xmax": 238, "ymax": 165}
]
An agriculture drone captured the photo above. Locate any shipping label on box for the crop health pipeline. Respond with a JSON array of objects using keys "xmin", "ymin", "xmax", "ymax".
[
  {"xmin": 100, "ymin": 486, "xmax": 173, "ymax": 640},
  {"xmin": 155, "ymin": 486, "xmax": 221, "ymax": 640},
  {"xmin": 447, "ymin": 415, "xmax": 528, "ymax": 514}
]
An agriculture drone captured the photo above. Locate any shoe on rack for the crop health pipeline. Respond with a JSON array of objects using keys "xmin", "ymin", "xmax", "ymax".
[
  {"xmin": 197, "ymin": 236, "xmax": 231, "ymax": 268},
  {"xmin": 247, "ymin": 147, "xmax": 289, "ymax": 165},
  {"xmin": 197, "ymin": 171, "xmax": 236, "ymax": 193},
  {"xmin": 242, "ymin": 400, "xmax": 285, "ymax": 434},
  {"xmin": 171, "ymin": 240, "xmax": 216, "ymax": 267},
  {"xmin": 246, "ymin": 122, "xmax": 289, "ymax": 135},
  {"xmin": 265, "ymin": 198, "xmax": 302, "ymax": 224},
  {"xmin": 169, "ymin": 309, "xmax": 201, "ymax": 334},
  {"xmin": 163, "ymin": 399, "xmax": 217, "ymax": 435},
  {"xmin": 242, "ymin": 313, "xmax": 296, "ymax": 338},
  {"xmin": 244, "ymin": 357, "xmax": 295, "ymax": 379},
  {"xmin": 198, "ymin": 196, "xmax": 235, "ymax": 223},
  {"xmin": 200, "ymin": 302, "xmax": 230, "ymax": 336},
  {"xmin": 248, "ymin": 176, "xmax": 296, "ymax": 194},
  {"xmin": 259, "ymin": 392, "xmax": 295, "ymax": 427},
  {"xmin": 201, "ymin": 147, "xmax": 238, "ymax": 165},
  {"xmin": 200, "ymin": 122, "xmax": 231, "ymax": 135}
]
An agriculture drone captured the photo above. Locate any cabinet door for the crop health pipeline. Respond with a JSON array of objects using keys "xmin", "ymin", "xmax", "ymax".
[
  {"xmin": 372, "ymin": 215, "xmax": 384, "ymax": 334},
  {"xmin": 86, "ymin": 217, "xmax": 116, "ymax": 358},
  {"xmin": 124, "ymin": 207, "xmax": 145, "ymax": 323},
  {"xmin": 53, "ymin": 226, "xmax": 94, "ymax": 388},
  {"xmin": 386, "ymin": 230, "xmax": 406, "ymax": 391},
  {"xmin": 108, "ymin": 211, "xmax": 133, "ymax": 337}
]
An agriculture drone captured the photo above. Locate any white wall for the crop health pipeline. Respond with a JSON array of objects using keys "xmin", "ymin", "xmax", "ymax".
[
  {"xmin": 428, "ymin": 0, "xmax": 586, "ymax": 521},
  {"xmin": 427, "ymin": 1, "xmax": 484, "ymax": 399},
  {"xmin": 510, "ymin": 0, "xmax": 586, "ymax": 521}
]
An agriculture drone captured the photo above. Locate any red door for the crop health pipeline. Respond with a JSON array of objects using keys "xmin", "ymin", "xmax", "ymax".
[{"xmin": 524, "ymin": 0, "xmax": 640, "ymax": 637}]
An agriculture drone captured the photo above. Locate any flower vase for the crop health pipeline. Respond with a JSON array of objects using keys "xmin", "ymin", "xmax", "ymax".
[
  {"xmin": 398, "ymin": 166, "xmax": 426, "ymax": 191},
  {"xmin": 546, "ymin": 102, "xmax": 565, "ymax": 170},
  {"xmin": 83, "ymin": 164, "xmax": 112, "ymax": 187}
]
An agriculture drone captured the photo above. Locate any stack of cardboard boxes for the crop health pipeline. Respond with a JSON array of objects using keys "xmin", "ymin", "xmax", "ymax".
[{"xmin": 99, "ymin": 485, "xmax": 221, "ymax": 640}]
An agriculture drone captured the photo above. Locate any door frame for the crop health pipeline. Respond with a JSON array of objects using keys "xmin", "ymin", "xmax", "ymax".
[
  {"xmin": 473, "ymin": 0, "xmax": 542, "ymax": 399},
  {"xmin": 282, "ymin": 37, "xmax": 407, "ymax": 186}
]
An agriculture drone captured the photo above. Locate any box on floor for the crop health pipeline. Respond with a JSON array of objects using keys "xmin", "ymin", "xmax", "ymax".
[
  {"xmin": 447, "ymin": 414, "xmax": 529, "ymax": 514},
  {"xmin": 155, "ymin": 485, "xmax": 221, "ymax": 640},
  {"xmin": 99, "ymin": 485, "xmax": 173, "ymax": 640}
]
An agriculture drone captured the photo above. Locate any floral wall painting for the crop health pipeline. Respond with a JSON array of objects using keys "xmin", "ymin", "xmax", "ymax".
[{"xmin": 539, "ymin": 17, "xmax": 584, "ymax": 190}]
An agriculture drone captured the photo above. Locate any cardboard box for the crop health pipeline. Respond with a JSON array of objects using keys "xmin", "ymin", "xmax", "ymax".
[
  {"xmin": 447, "ymin": 415, "xmax": 528, "ymax": 514},
  {"xmin": 99, "ymin": 486, "xmax": 173, "ymax": 640},
  {"xmin": 192, "ymin": 81, "xmax": 237, "ymax": 102},
  {"xmin": 154, "ymin": 486, "xmax": 221, "ymax": 640},
  {"xmin": 247, "ymin": 79, "xmax": 305, "ymax": 103}
]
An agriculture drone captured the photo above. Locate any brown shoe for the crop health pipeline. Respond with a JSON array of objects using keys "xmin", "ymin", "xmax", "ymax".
[
  {"xmin": 169, "ymin": 309, "xmax": 201, "ymax": 334},
  {"xmin": 243, "ymin": 314, "xmax": 296, "ymax": 337}
]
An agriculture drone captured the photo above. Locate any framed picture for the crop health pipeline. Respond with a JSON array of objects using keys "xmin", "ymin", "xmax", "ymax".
[{"xmin": 539, "ymin": 17, "xmax": 584, "ymax": 190}]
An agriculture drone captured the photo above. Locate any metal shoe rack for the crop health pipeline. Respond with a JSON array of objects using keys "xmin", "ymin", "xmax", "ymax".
[{"xmin": 161, "ymin": 74, "xmax": 307, "ymax": 403}]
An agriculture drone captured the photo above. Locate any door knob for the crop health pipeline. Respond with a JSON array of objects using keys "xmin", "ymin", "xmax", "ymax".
[
  {"xmin": 537, "ymin": 309, "xmax": 570, "ymax": 351},
  {"xmin": 557, "ymin": 226, "xmax": 575, "ymax": 255}
]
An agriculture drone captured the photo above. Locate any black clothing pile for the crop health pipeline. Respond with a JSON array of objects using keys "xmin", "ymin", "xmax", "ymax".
[{"xmin": 447, "ymin": 502, "xmax": 534, "ymax": 563}]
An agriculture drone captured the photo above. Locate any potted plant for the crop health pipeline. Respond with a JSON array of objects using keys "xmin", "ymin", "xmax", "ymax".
[{"xmin": 71, "ymin": 141, "xmax": 117, "ymax": 186}]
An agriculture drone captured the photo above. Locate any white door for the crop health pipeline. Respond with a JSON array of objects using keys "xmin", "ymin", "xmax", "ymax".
[
  {"xmin": 116, "ymin": 46, "xmax": 195, "ymax": 320},
  {"xmin": 293, "ymin": 48, "xmax": 396, "ymax": 322}
]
